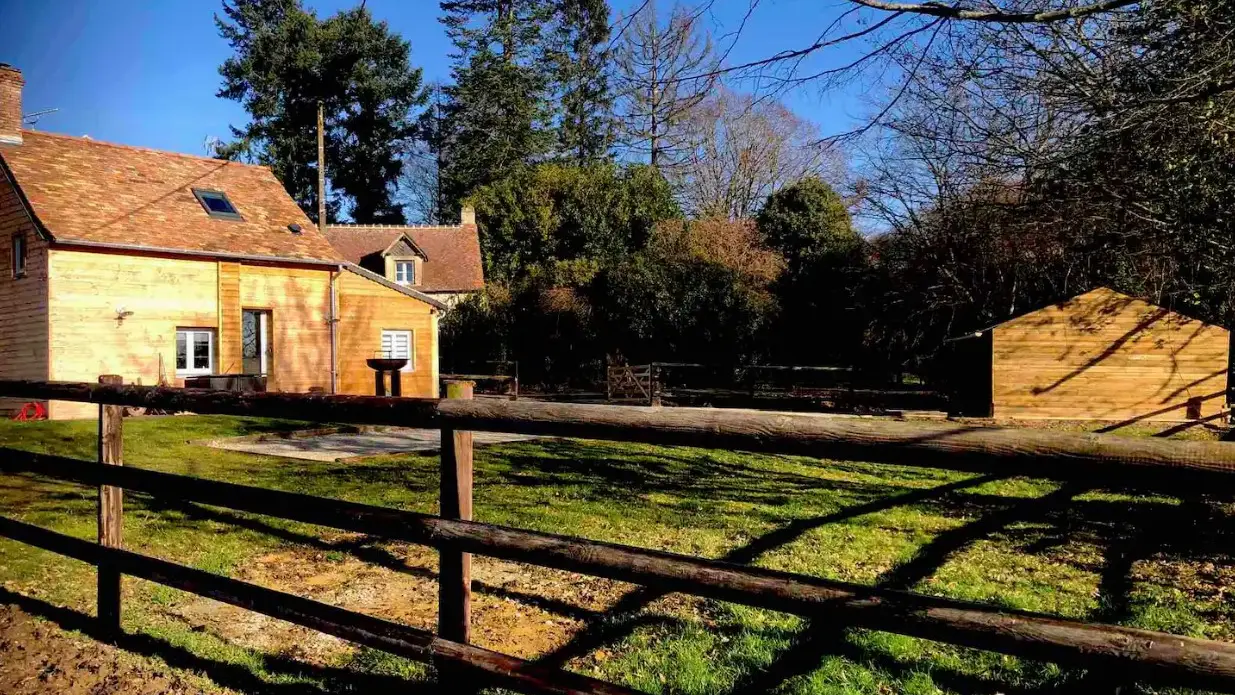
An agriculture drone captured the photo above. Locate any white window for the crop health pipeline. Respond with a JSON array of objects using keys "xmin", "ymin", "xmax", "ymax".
[
  {"xmin": 381, "ymin": 329, "xmax": 414, "ymax": 371},
  {"xmin": 11, "ymin": 233, "xmax": 26, "ymax": 278},
  {"xmin": 395, "ymin": 260, "xmax": 415, "ymax": 286},
  {"xmin": 176, "ymin": 329, "xmax": 214, "ymax": 376}
]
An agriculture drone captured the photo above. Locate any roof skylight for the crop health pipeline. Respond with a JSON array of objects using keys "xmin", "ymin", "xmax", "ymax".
[{"xmin": 192, "ymin": 188, "xmax": 242, "ymax": 220}]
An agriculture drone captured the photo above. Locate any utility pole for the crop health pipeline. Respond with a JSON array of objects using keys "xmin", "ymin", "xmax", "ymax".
[{"xmin": 317, "ymin": 102, "xmax": 327, "ymax": 232}]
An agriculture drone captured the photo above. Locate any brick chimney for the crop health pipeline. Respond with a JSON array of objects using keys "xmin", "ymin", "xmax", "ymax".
[
  {"xmin": 460, "ymin": 205, "xmax": 475, "ymax": 226},
  {"xmin": 0, "ymin": 64, "xmax": 23, "ymax": 145}
]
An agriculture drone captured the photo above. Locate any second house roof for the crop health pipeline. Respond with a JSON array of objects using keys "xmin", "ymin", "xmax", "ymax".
[{"xmin": 324, "ymin": 223, "xmax": 484, "ymax": 292}]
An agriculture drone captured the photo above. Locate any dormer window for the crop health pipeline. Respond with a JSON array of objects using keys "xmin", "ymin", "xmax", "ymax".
[
  {"xmin": 192, "ymin": 188, "xmax": 242, "ymax": 220},
  {"xmin": 395, "ymin": 260, "xmax": 415, "ymax": 286}
]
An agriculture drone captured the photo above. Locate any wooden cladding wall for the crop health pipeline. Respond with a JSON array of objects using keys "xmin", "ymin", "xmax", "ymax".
[
  {"xmin": 991, "ymin": 288, "xmax": 1230, "ymax": 422},
  {"xmin": 216, "ymin": 261, "xmax": 241, "ymax": 375},
  {"xmin": 0, "ymin": 175, "xmax": 49, "ymax": 415},
  {"xmin": 235, "ymin": 264, "xmax": 332, "ymax": 393},
  {"xmin": 336, "ymin": 270, "xmax": 438, "ymax": 398},
  {"xmin": 46, "ymin": 249, "xmax": 219, "ymax": 419},
  {"xmin": 40, "ymin": 250, "xmax": 439, "ymax": 418}
]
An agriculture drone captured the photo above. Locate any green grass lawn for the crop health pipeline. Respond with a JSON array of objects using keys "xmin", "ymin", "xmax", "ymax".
[{"xmin": 0, "ymin": 414, "xmax": 1233, "ymax": 694}]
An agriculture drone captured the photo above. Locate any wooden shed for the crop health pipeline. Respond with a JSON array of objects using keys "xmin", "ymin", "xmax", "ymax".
[{"xmin": 950, "ymin": 288, "xmax": 1231, "ymax": 423}]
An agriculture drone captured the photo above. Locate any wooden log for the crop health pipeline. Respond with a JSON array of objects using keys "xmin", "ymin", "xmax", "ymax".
[
  {"xmin": 440, "ymin": 380, "xmax": 475, "ymax": 645},
  {"xmin": 0, "ymin": 380, "xmax": 441, "ymax": 427},
  {"xmin": 440, "ymin": 374, "xmax": 516, "ymax": 382},
  {"xmin": 97, "ymin": 374, "xmax": 123, "ymax": 635},
  {"xmin": 6, "ymin": 450, "xmax": 1235, "ymax": 692},
  {"xmin": 434, "ymin": 399, "xmax": 1235, "ymax": 489},
  {"xmin": 6, "ymin": 379, "xmax": 1235, "ymax": 487},
  {"xmin": 0, "ymin": 516, "xmax": 641, "ymax": 695}
]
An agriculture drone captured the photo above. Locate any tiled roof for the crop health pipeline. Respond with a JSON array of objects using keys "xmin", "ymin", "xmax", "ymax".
[
  {"xmin": 0, "ymin": 130, "xmax": 342, "ymax": 262},
  {"xmin": 343, "ymin": 262, "xmax": 447, "ymax": 310},
  {"xmin": 325, "ymin": 223, "xmax": 484, "ymax": 292},
  {"xmin": 322, "ymin": 226, "xmax": 403, "ymax": 265}
]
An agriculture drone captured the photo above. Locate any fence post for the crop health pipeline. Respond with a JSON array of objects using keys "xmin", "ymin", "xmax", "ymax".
[
  {"xmin": 97, "ymin": 374, "xmax": 123, "ymax": 636},
  {"xmin": 439, "ymin": 379, "xmax": 474, "ymax": 650}
]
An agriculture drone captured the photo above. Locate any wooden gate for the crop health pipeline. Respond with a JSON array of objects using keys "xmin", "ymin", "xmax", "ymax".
[{"xmin": 606, "ymin": 364, "xmax": 659, "ymax": 405}]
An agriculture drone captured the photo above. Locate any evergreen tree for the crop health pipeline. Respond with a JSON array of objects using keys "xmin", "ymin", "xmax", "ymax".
[
  {"xmin": 549, "ymin": 0, "xmax": 614, "ymax": 161},
  {"xmin": 439, "ymin": 0, "xmax": 557, "ymax": 206},
  {"xmin": 216, "ymin": 0, "xmax": 425, "ymax": 224},
  {"xmin": 756, "ymin": 177, "xmax": 858, "ymax": 273}
]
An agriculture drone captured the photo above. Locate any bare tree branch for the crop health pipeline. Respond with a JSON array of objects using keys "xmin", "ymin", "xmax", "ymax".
[{"xmin": 848, "ymin": 0, "xmax": 1137, "ymax": 23}]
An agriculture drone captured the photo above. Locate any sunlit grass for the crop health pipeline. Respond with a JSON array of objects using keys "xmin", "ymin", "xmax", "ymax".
[{"xmin": 0, "ymin": 414, "xmax": 1231, "ymax": 694}]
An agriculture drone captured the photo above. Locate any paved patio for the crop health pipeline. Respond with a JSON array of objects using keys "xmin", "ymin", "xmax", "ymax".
[{"xmin": 207, "ymin": 428, "xmax": 541, "ymax": 462}]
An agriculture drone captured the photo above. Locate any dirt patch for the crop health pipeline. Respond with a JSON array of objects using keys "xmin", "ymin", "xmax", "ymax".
[
  {"xmin": 0, "ymin": 603, "xmax": 210, "ymax": 695},
  {"xmin": 169, "ymin": 538, "xmax": 699, "ymax": 666}
]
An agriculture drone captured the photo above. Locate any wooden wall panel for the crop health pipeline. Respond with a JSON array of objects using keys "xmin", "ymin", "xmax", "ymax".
[
  {"xmin": 217, "ymin": 261, "xmax": 242, "ymax": 374},
  {"xmin": 47, "ymin": 249, "xmax": 218, "ymax": 419},
  {"xmin": 41, "ymin": 249, "xmax": 437, "ymax": 417},
  {"xmin": 336, "ymin": 270, "xmax": 438, "ymax": 398},
  {"xmin": 991, "ymin": 288, "xmax": 1229, "ymax": 422},
  {"xmin": 0, "ymin": 175, "xmax": 49, "ymax": 416},
  {"xmin": 236, "ymin": 264, "xmax": 332, "ymax": 394}
]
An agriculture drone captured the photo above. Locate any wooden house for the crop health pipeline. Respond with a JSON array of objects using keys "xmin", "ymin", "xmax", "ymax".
[
  {"xmin": 0, "ymin": 64, "xmax": 447, "ymax": 419},
  {"xmin": 949, "ymin": 287, "xmax": 1231, "ymax": 423}
]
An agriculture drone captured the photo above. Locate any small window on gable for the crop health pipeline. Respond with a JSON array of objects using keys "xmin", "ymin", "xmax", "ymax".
[
  {"xmin": 11, "ymin": 233, "xmax": 26, "ymax": 278},
  {"xmin": 192, "ymin": 188, "xmax": 242, "ymax": 220}
]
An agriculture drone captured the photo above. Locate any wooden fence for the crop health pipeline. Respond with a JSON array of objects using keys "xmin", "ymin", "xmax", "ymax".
[
  {"xmin": 4, "ymin": 378, "xmax": 1235, "ymax": 692},
  {"xmin": 440, "ymin": 373, "xmax": 519, "ymax": 400},
  {"xmin": 605, "ymin": 364, "xmax": 659, "ymax": 405},
  {"xmin": 606, "ymin": 363, "xmax": 945, "ymax": 412}
]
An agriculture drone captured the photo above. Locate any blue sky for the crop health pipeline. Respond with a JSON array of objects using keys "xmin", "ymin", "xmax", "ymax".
[{"xmin": 0, "ymin": 0, "xmax": 869, "ymax": 157}]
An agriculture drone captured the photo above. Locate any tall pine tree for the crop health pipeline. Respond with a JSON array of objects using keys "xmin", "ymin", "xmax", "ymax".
[
  {"xmin": 549, "ymin": 0, "xmax": 613, "ymax": 162},
  {"xmin": 216, "ymin": 0, "xmax": 425, "ymax": 223},
  {"xmin": 439, "ymin": 0, "xmax": 556, "ymax": 208}
]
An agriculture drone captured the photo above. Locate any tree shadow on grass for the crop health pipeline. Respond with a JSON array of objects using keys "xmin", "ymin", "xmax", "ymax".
[
  {"xmin": 142, "ymin": 497, "xmax": 613, "ymax": 623},
  {"xmin": 483, "ymin": 439, "xmax": 974, "ymax": 527},
  {"xmin": 729, "ymin": 483, "xmax": 1235, "ymax": 695},
  {"xmin": 533, "ymin": 472, "xmax": 1011, "ymax": 673},
  {"xmin": 724, "ymin": 482, "xmax": 1091, "ymax": 695},
  {"xmin": 0, "ymin": 587, "xmax": 440, "ymax": 695}
]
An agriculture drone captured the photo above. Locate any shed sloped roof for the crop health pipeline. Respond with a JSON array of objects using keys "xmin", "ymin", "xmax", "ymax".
[
  {"xmin": 948, "ymin": 287, "xmax": 1228, "ymax": 342},
  {"xmin": 0, "ymin": 130, "xmax": 341, "ymax": 262},
  {"xmin": 325, "ymin": 223, "xmax": 484, "ymax": 292}
]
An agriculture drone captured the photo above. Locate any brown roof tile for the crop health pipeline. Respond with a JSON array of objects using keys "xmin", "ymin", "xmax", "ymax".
[
  {"xmin": 0, "ymin": 130, "xmax": 341, "ymax": 262},
  {"xmin": 322, "ymin": 226, "xmax": 402, "ymax": 265},
  {"xmin": 325, "ymin": 223, "xmax": 484, "ymax": 293}
]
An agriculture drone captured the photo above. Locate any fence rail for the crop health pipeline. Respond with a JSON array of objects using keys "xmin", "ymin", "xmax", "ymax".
[
  {"xmin": 4, "ymin": 379, "xmax": 1235, "ymax": 485},
  {"xmin": 3, "ymin": 379, "xmax": 1235, "ymax": 692}
]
